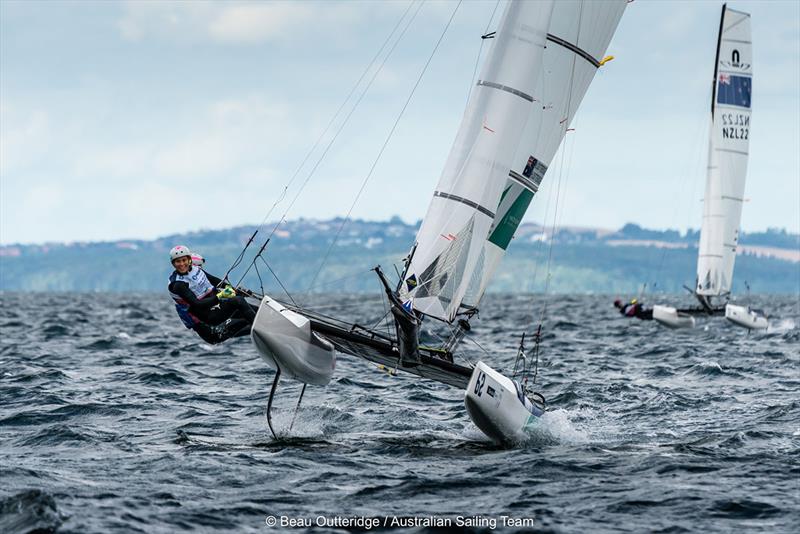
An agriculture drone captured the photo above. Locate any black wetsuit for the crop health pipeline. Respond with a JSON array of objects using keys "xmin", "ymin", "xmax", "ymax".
[{"xmin": 168, "ymin": 271, "xmax": 256, "ymax": 343}]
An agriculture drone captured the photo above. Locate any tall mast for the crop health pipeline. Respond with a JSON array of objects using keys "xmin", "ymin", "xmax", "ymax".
[{"xmin": 710, "ymin": 3, "xmax": 727, "ymax": 118}]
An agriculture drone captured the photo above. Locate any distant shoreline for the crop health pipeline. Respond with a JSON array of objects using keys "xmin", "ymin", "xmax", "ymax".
[{"xmin": 1, "ymin": 219, "xmax": 798, "ymax": 294}]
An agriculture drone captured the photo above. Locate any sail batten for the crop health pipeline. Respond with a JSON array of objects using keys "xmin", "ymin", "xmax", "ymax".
[
  {"xmin": 433, "ymin": 191, "xmax": 496, "ymax": 218},
  {"xmin": 545, "ymin": 33, "xmax": 601, "ymax": 67},
  {"xmin": 508, "ymin": 170, "xmax": 540, "ymax": 193},
  {"xmin": 477, "ymin": 80, "xmax": 536, "ymax": 103}
]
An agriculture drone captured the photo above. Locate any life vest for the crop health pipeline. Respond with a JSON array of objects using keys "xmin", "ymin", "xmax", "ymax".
[{"xmin": 168, "ymin": 266, "xmax": 215, "ymax": 329}]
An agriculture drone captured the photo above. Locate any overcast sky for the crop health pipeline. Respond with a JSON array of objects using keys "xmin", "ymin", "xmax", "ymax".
[{"xmin": 1, "ymin": 0, "xmax": 798, "ymax": 245}]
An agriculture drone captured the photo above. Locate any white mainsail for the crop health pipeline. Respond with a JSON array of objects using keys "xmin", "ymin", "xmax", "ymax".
[
  {"xmin": 463, "ymin": 0, "xmax": 627, "ymax": 307},
  {"xmin": 399, "ymin": 0, "xmax": 555, "ymax": 322},
  {"xmin": 696, "ymin": 5, "xmax": 752, "ymax": 297}
]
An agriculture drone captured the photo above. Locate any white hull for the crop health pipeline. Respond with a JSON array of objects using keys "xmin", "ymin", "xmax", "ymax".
[
  {"xmin": 725, "ymin": 303, "xmax": 769, "ymax": 330},
  {"xmin": 250, "ymin": 296, "xmax": 336, "ymax": 386},
  {"xmin": 464, "ymin": 361, "xmax": 544, "ymax": 445},
  {"xmin": 653, "ymin": 305, "xmax": 696, "ymax": 329}
]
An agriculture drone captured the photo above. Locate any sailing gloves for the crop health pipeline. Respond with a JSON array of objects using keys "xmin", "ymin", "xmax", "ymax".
[{"xmin": 216, "ymin": 286, "xmax": 237, "ymax": 300}]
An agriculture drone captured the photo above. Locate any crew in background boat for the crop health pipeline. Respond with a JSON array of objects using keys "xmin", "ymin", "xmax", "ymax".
[
  {"xmin": 614, "ymin": 298, "xmax": 653, "ymax": 321},
  {"xmin": 167, "ymin": 245, "xmax": 256, "ymax": 344}
]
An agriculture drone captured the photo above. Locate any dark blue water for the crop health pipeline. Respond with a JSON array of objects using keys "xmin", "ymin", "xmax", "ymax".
[{"xmin": 1, "ymin": 293, "xmax": 798, "ymax": 533}]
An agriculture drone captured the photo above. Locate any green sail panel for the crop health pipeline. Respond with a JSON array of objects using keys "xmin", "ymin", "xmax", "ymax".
[{"xmin": 488, "ymin": 185, "xmax": 534, "ymax": 250}]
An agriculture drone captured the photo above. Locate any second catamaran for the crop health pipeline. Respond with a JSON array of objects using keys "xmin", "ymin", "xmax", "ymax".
[{"xmin": 653, "ymin": 5, "xmax": 763, "ymax": 329}]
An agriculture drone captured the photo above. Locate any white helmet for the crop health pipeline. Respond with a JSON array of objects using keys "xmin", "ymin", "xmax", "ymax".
[
  {"xmin": 191, "ymin": 253, "xmax": 205, "ymax": 267},
  {"xmin": 169, "ymin": 245, "xmax": 192, "ymax": 262}
]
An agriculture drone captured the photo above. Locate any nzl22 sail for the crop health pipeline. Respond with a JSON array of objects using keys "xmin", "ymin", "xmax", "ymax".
[
  {"xmin": 249, "ymin": 0, "xmax": 627, "ymax": 445},
  {"xmin": 697, "ymin": 5, "xmax": 753, "ymax": 299},
  {"xmin": 654, "ymin": 5, "xmax": 754, "ymax": 329}
]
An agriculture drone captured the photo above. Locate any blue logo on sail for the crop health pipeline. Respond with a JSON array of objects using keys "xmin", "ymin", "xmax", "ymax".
[{"xmin": 717, "ymin": 73, "xmax": 751, "ymax": 108}]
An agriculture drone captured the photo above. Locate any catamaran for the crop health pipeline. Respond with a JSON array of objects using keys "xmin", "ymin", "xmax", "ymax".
[
  {"xmin": 248, "ymin": 0, "xmax": 626, "ymax": 445},
  {"xmin": 652, "ymin": 5, "xmax": 765, "ymax": 330}
]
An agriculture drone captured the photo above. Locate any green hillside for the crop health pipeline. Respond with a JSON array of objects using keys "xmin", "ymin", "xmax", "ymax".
[{"xmin": 1, "ymin": 220, "xmax": 797, "ymax": 294}]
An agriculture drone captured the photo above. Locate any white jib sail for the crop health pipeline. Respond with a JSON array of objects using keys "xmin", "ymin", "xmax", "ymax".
[
  {"xmin": 462, "ymin": 0, "xmax": 627, "ymax": 308},
  {"xmin": 399, "ymin": 0, "xmax": 555, "ymax": 322},
  {"xmin": 696, "ymin": 6, "xmax": 752, "ymax": 297}
]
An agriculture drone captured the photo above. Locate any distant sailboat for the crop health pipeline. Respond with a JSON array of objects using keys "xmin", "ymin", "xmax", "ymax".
[
  {"xmin": 247, "ymin": 0, "xmax": 626, "ymax": 444},
  {"xmin": 652, "ymin": 4, "xmax": 764, "ymax": 329}
]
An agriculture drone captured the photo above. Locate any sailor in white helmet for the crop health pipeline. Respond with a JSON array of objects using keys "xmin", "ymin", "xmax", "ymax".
[{"xmin": 167, "ymin": 245, "xmax": 256, "ymax": 343}]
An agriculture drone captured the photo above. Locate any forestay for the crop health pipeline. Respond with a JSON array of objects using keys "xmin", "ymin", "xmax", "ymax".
[
  {"xmin": 399, "ymin": 0, "xmax": 555, "ymax": 322},
  {"xmin": 696, "ymin": 6, "xmax": 752, "ymax": 296},
  {"xmin": 463, "ymin": 0, "xmax": 627, "ymax": 308}
]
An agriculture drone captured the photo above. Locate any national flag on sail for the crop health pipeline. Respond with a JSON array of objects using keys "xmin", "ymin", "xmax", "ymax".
[
  {"xmin": 717, "ymin": 74, "xmax": 751, "ymax": 108},
  {"xmin": 405, "ymin": 274, "xmax": 417, "ymax": 292}
]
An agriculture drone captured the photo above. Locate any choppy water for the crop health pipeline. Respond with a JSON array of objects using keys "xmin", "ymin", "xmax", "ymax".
[{"xmin": 1, "ymin": 292, "xmax": 798, "ymax": 533}]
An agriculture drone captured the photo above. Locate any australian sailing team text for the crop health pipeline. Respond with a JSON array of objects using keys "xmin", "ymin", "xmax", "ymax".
[{"xmin": 267, "ymin": 515, "xmax": 535, "ymax": 529}]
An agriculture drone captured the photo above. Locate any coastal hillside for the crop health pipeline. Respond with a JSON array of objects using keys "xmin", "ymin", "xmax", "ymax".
[{"xmin": 1, "ymin": 219, "xmax": 798, "ymax": 294}]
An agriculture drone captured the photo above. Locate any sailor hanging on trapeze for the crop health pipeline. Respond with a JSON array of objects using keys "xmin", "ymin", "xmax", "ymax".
[{"xmin": 167, "ymin": 245, "xmax": 257, "ymax": 344}]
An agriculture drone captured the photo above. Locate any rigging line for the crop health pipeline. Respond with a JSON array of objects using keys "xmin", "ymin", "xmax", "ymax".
[
  {"xmin": 230, "ymin": 0, "xmax": 421, "ymax": 287},
  {"xmin": 419, "ymin": 322, "xmax": 474, "ymax": 367},
  {"xmin": 266, "ymin": 0, "xmax": 423, "ymax": 235},
  {"xmin": 538, "ymin": 3, "xmax": 585, "ymax": 326},
  {"xmin": 528, "ymin": 162, "xmax": 558, "ymax": 292},
  {"xmin": 444, "ymin": 322, "xmax": 475, "ymax": 367},
  {"xmin": 464, "ymin": 333, "xmax": 491, "ymax": 361},
  {"xmin": 254, "ymin": 258, "xmax": 265, "ymax": 296},
  {"xmin": 465, "ymin": 0, "xmax": 502, "ymax": 109},
  {"xmin": 291, "ymin": 300, "xmax": 384, "ymax": 315},
  {"xmin": 651, "ymin": 85, "xmax": 712, "ymax": 293},
  {"xmin": 253, "ymin": 0, "xmax": 417, "ymax": 232},
  {"xmin": 370, "ymin": 308, "xmax": 392, "ymax": 332},
  {"xmin": 376, "ymin": 276, "xmax": 392, "ymax": 335},
  {"xmin": 222, "ymin": 15, "xmax": 405, "ymax": 290},
  {"xmin": 222, "ymin": 232, "xmax": 259, "ymax": 286},
  {"xmin": 306, "ymin": 0, "xmax": 463, "ymax": 293},
  {"xmin": 539, "ymin": 122, "xmax": 575, "ymax": 324},
  {"xmin": 305, "ymin": 269, "xmax": 375, "ymax": 292},
  {"xmin": 686, "ymin": 89, "xmax": 715, "ymax": 264},
  {"xmin": 260, "ymin": 257, "xmax": 298, "ymax": 307},
  {"xmin": 527, "ymin": 51, "xmax": 561, "ymax": 294},
  {"xmin": 528, "ymin": 20, "xmax": 571, "ymax": 297}
]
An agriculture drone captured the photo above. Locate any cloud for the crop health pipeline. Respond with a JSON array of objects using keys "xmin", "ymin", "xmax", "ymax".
[
  {"xmin": 3, "ymin": 0, "xmax": 797, "ymax": 244},
  {"xmin": 0, "ymin": 105, "xmax": 50, "ymax": 175},
  {"xmin": 118, "ymin": 0, "xmax": 366, "ymax": 46},
  {"xmin": 24, "ymin": 183, "xmax": 62, "ymax": 213},
  {"xmin": 152, "ymin": 95, "xmax": 293, "ymax": 180},
  {"xmin": 208, "ymin": 3, "xmax": 315, "ymax": 44},
  {"xmin": 0, "ymin": 91, "xmax": 306, "ymax": 243},
  {"xmin": 117, "ymin": 1, "xmax": 214, "ymax": 42}
]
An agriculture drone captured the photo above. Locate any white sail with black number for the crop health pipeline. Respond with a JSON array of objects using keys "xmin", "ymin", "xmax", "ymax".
[
  {"xmin": 398, "ymin": 0, "xmax": 555, "ymax": 322},
  {"xmin": 696, "ymin": 5, "xmax": 752, "ymax": 297},
  {"xmin": 463, "ymin": 0, "xmax": 627, "ymax": 307}
]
